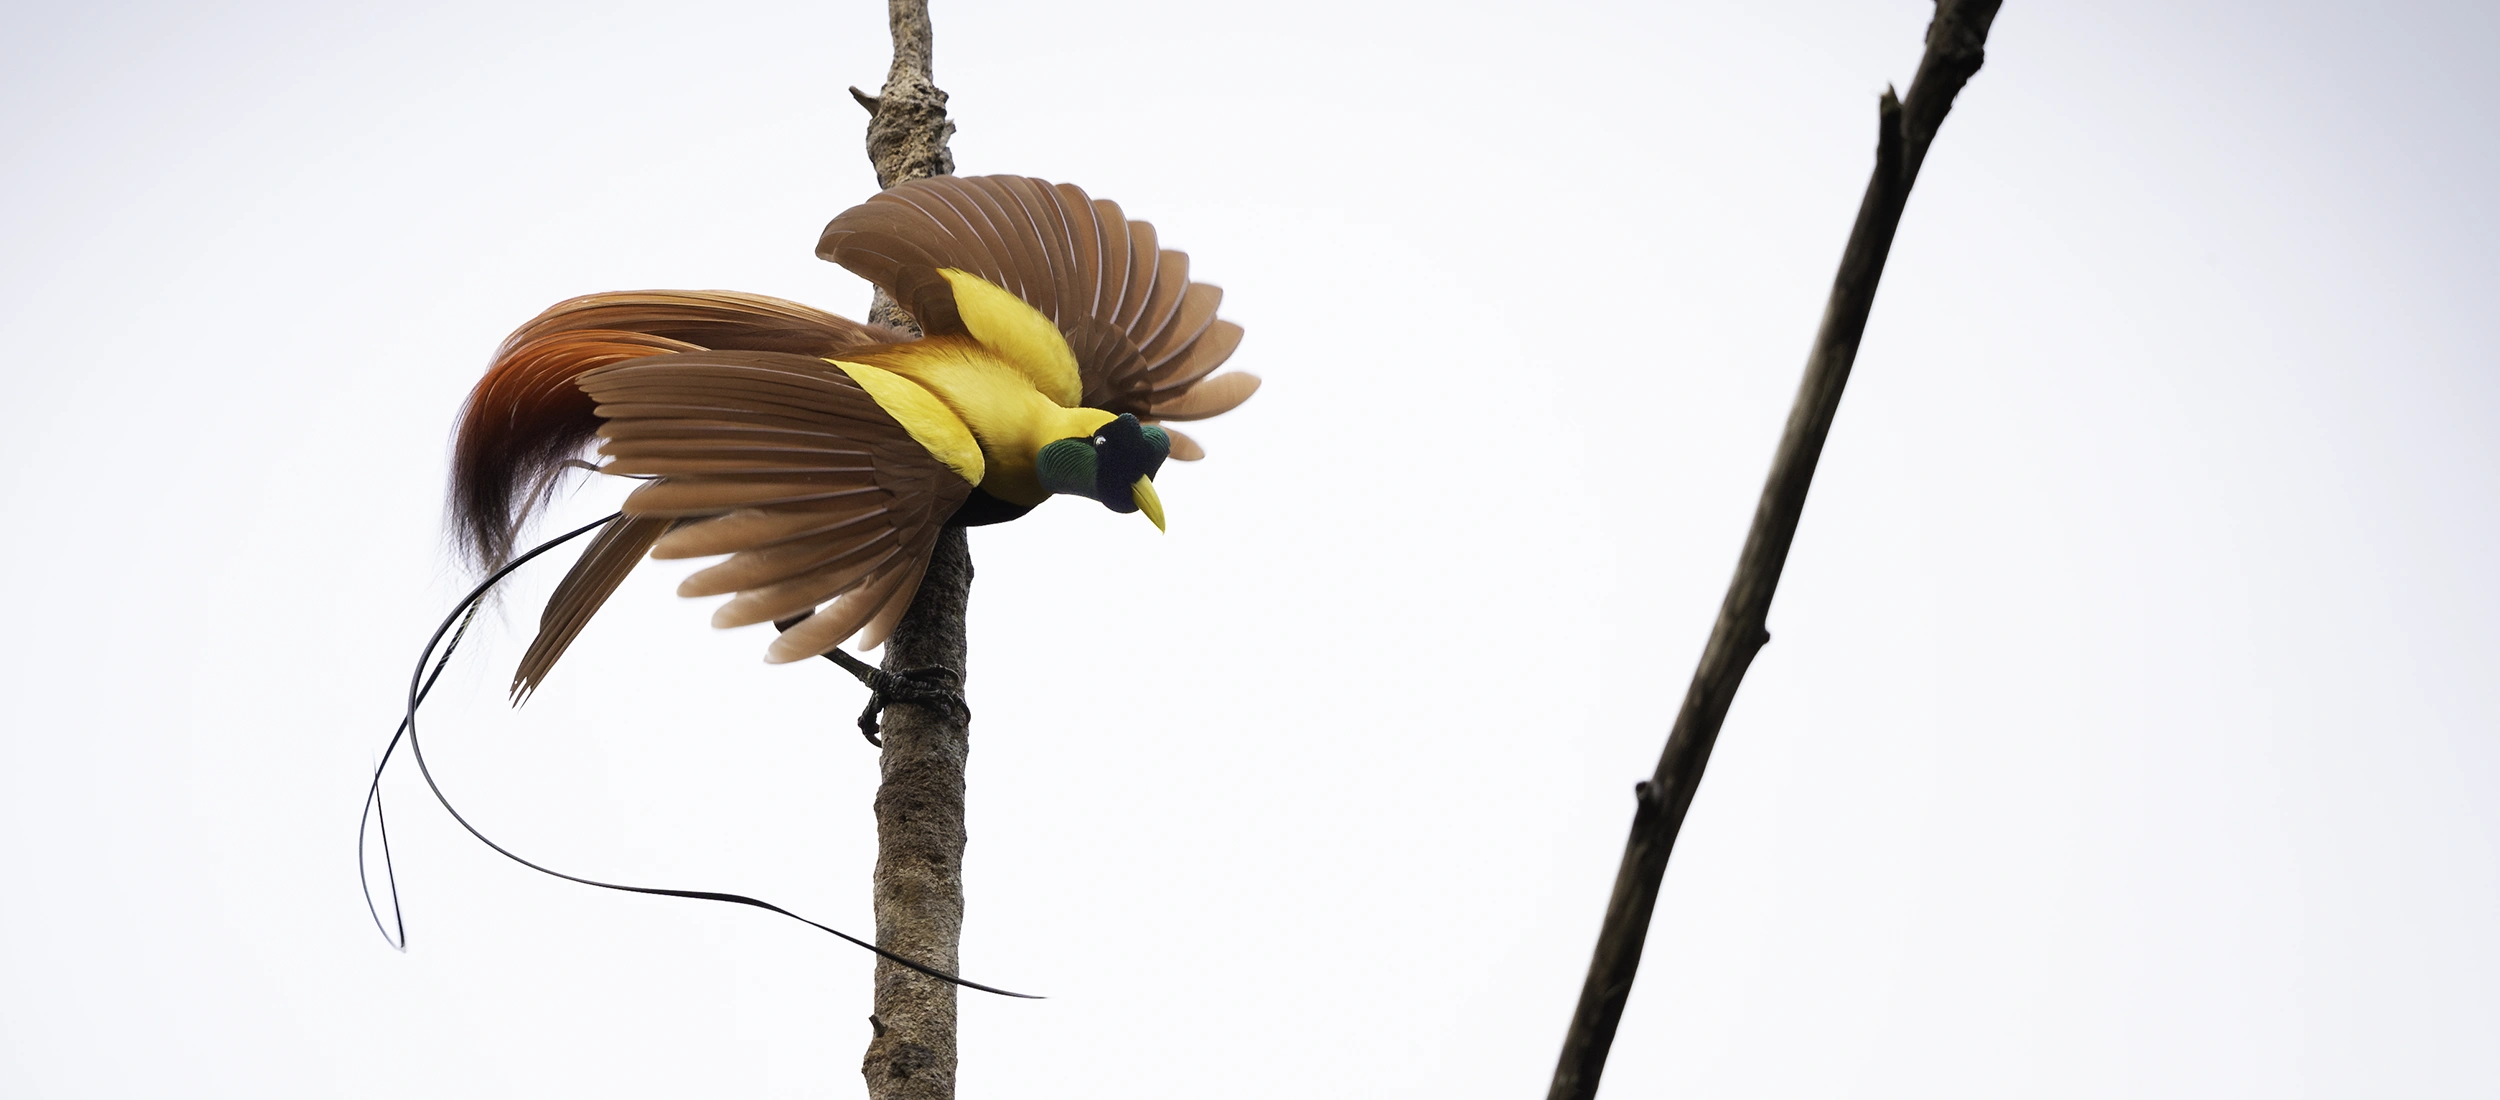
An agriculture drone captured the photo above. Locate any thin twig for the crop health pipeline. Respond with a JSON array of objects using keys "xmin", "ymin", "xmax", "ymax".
[{"xmin": 1545, "ymin": 3, "xmax": 2002, "ymax": 1097}]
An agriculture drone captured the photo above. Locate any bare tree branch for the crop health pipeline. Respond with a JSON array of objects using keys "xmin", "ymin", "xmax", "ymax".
[
  {"xmin": 852, "ymin": 2, "xmax": 968, "ymax": 1098},
  {"xmin": 1545, "ymin": 3, "xmax": 2002, "ymax": 1097}
]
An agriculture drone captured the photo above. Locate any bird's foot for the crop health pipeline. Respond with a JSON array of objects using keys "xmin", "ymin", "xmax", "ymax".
[
  {"xmin": 775, "ymin": 614, "xmax": 970, "ymax": 747},
  {"xmin": 832, "ymin": 653, "xmax": 969, "ymax": 748}
]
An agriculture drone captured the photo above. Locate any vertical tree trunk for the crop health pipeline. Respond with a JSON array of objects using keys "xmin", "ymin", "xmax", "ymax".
[
  {"xmin": 862, "ymin": 529, "xmax": 971, "ymax": 1099},
  {"xmin": 851, "ymin": 2, "xmax": 964, "ymax": 1098}
]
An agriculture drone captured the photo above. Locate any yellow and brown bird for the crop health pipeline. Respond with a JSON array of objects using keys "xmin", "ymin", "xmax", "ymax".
[{"xmin": 449, "ymin": 175, "xmax": 1256, "ymax": 695}]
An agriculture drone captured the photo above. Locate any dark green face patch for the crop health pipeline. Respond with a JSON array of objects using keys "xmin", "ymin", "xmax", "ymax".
[
  {"xmin": 1037, "ymin": 437, "xmax": 1097, "ymax": 497},
  {"xmin": 1039, "ymin": 413, "xmax": 1169, "ymax": 512}
]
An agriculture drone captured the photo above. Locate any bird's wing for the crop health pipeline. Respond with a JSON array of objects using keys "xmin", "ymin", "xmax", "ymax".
[
  {"xmin": 816, "ymin": 175, "xmax": 1259, "ymax": 424},
  {"xmin": 573, "ymin": 350, "xmax": 975, "ymax": 663}
]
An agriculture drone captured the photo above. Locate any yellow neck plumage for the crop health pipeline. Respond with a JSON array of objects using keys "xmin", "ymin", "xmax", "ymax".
[{"xmin": 827, "ymin": 269, "xmax": 1117, "ymax": 508}]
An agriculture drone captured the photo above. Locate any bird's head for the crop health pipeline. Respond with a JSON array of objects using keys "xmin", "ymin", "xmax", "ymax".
[{"xmin": 1036, "ymin": 413, "xmax": 1170, "ymax": 531}]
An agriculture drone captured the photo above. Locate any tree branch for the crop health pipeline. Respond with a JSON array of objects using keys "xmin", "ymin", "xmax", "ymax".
[
  {"xmin": 852, "ymin": 2, "xmax": 967, "ymax": 1098},
  {"xmin": 863, "ymin": 529, "xmax": 971, "ymax": 1100},
  {"xmin": 1545, "ymin": 4, "xmax": 2002, "ymax": 1097},
  {"xmin": 859, "ymin": 0, "xmax": 954, "ymax": 337},
  {"xmin": 863, "ymin": 0, "xmax": 953, "ymax": 191}
]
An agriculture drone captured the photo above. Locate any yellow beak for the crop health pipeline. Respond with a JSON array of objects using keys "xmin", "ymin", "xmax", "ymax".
[{"xmin": 1130, "ymin": 475, "xmax": 1166, "ymax": 532}]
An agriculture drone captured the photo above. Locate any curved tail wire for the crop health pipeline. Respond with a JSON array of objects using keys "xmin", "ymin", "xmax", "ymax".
[{"xmin": 359, "ymin": 512, "xmax": 1040, "ymax": 999}]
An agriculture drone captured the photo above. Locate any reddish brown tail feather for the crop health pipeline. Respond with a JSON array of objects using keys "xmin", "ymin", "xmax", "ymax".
[{"xmin": 448, "ymin": 291, "xmax": 907, "ymax": 571}]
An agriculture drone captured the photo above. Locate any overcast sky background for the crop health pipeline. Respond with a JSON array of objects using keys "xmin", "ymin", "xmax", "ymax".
[{"xmin": 3, "ymin": 0, "xmax": 2495, "ymax": 1096}]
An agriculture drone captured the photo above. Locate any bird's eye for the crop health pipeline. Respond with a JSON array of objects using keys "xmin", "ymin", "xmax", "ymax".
[{"xmin": 1093, "ymin": 436, "xmax": 1108, "ymax": 446}]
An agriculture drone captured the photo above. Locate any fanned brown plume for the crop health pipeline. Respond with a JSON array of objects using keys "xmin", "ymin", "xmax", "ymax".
[{"xmin": 449, "ymin": 291, "xmax": 909, "ymax": 571}]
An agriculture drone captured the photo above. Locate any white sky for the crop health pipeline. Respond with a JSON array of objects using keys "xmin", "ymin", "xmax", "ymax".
[{"xmin": 3, "ymin": 1, "xmax": 2495, "ymax": 1096}]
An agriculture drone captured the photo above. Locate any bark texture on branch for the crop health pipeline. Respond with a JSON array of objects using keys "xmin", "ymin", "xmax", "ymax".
[
  {"xmin": 863, "ymin": 529, "xmax": 971, "ymax": 1100},
  {"xmin": 855, "ymin": 0, "xmax": 955, "ymax": 336},
  {"xmin": 1546, "ymin": 3, "xmax": 2002, "ymax": 1098},
  {"xmin": 852, "ymin": 2, "xmax": 968, "ymax": 1098}
]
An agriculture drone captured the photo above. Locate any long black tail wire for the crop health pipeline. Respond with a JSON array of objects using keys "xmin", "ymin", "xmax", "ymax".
[{"xmin": 357, "ymin": 511, "xmax": 1040, "ymax": 999}]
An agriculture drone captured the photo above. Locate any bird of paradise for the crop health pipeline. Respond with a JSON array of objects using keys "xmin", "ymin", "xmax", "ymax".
[{"xmin": 449, "ymin": 175, "xmax": 1257, "ymax": 694}]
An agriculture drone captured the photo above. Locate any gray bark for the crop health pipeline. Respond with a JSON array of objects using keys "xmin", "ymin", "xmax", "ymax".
[
  {"xmin": 1546, "ymin": 3, "xmax": 2003, "ymax": 1097},
  {"xmin": 849, "ymin": 2, "xmax": 968, "ymax": 1097},
  {"xmin": 853, "ymin": 0, "xmax": 953, "ymax": 336},
  {"xmin": 862, "ymin": 530, "xmax": 971, "ymax": 1100}
]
